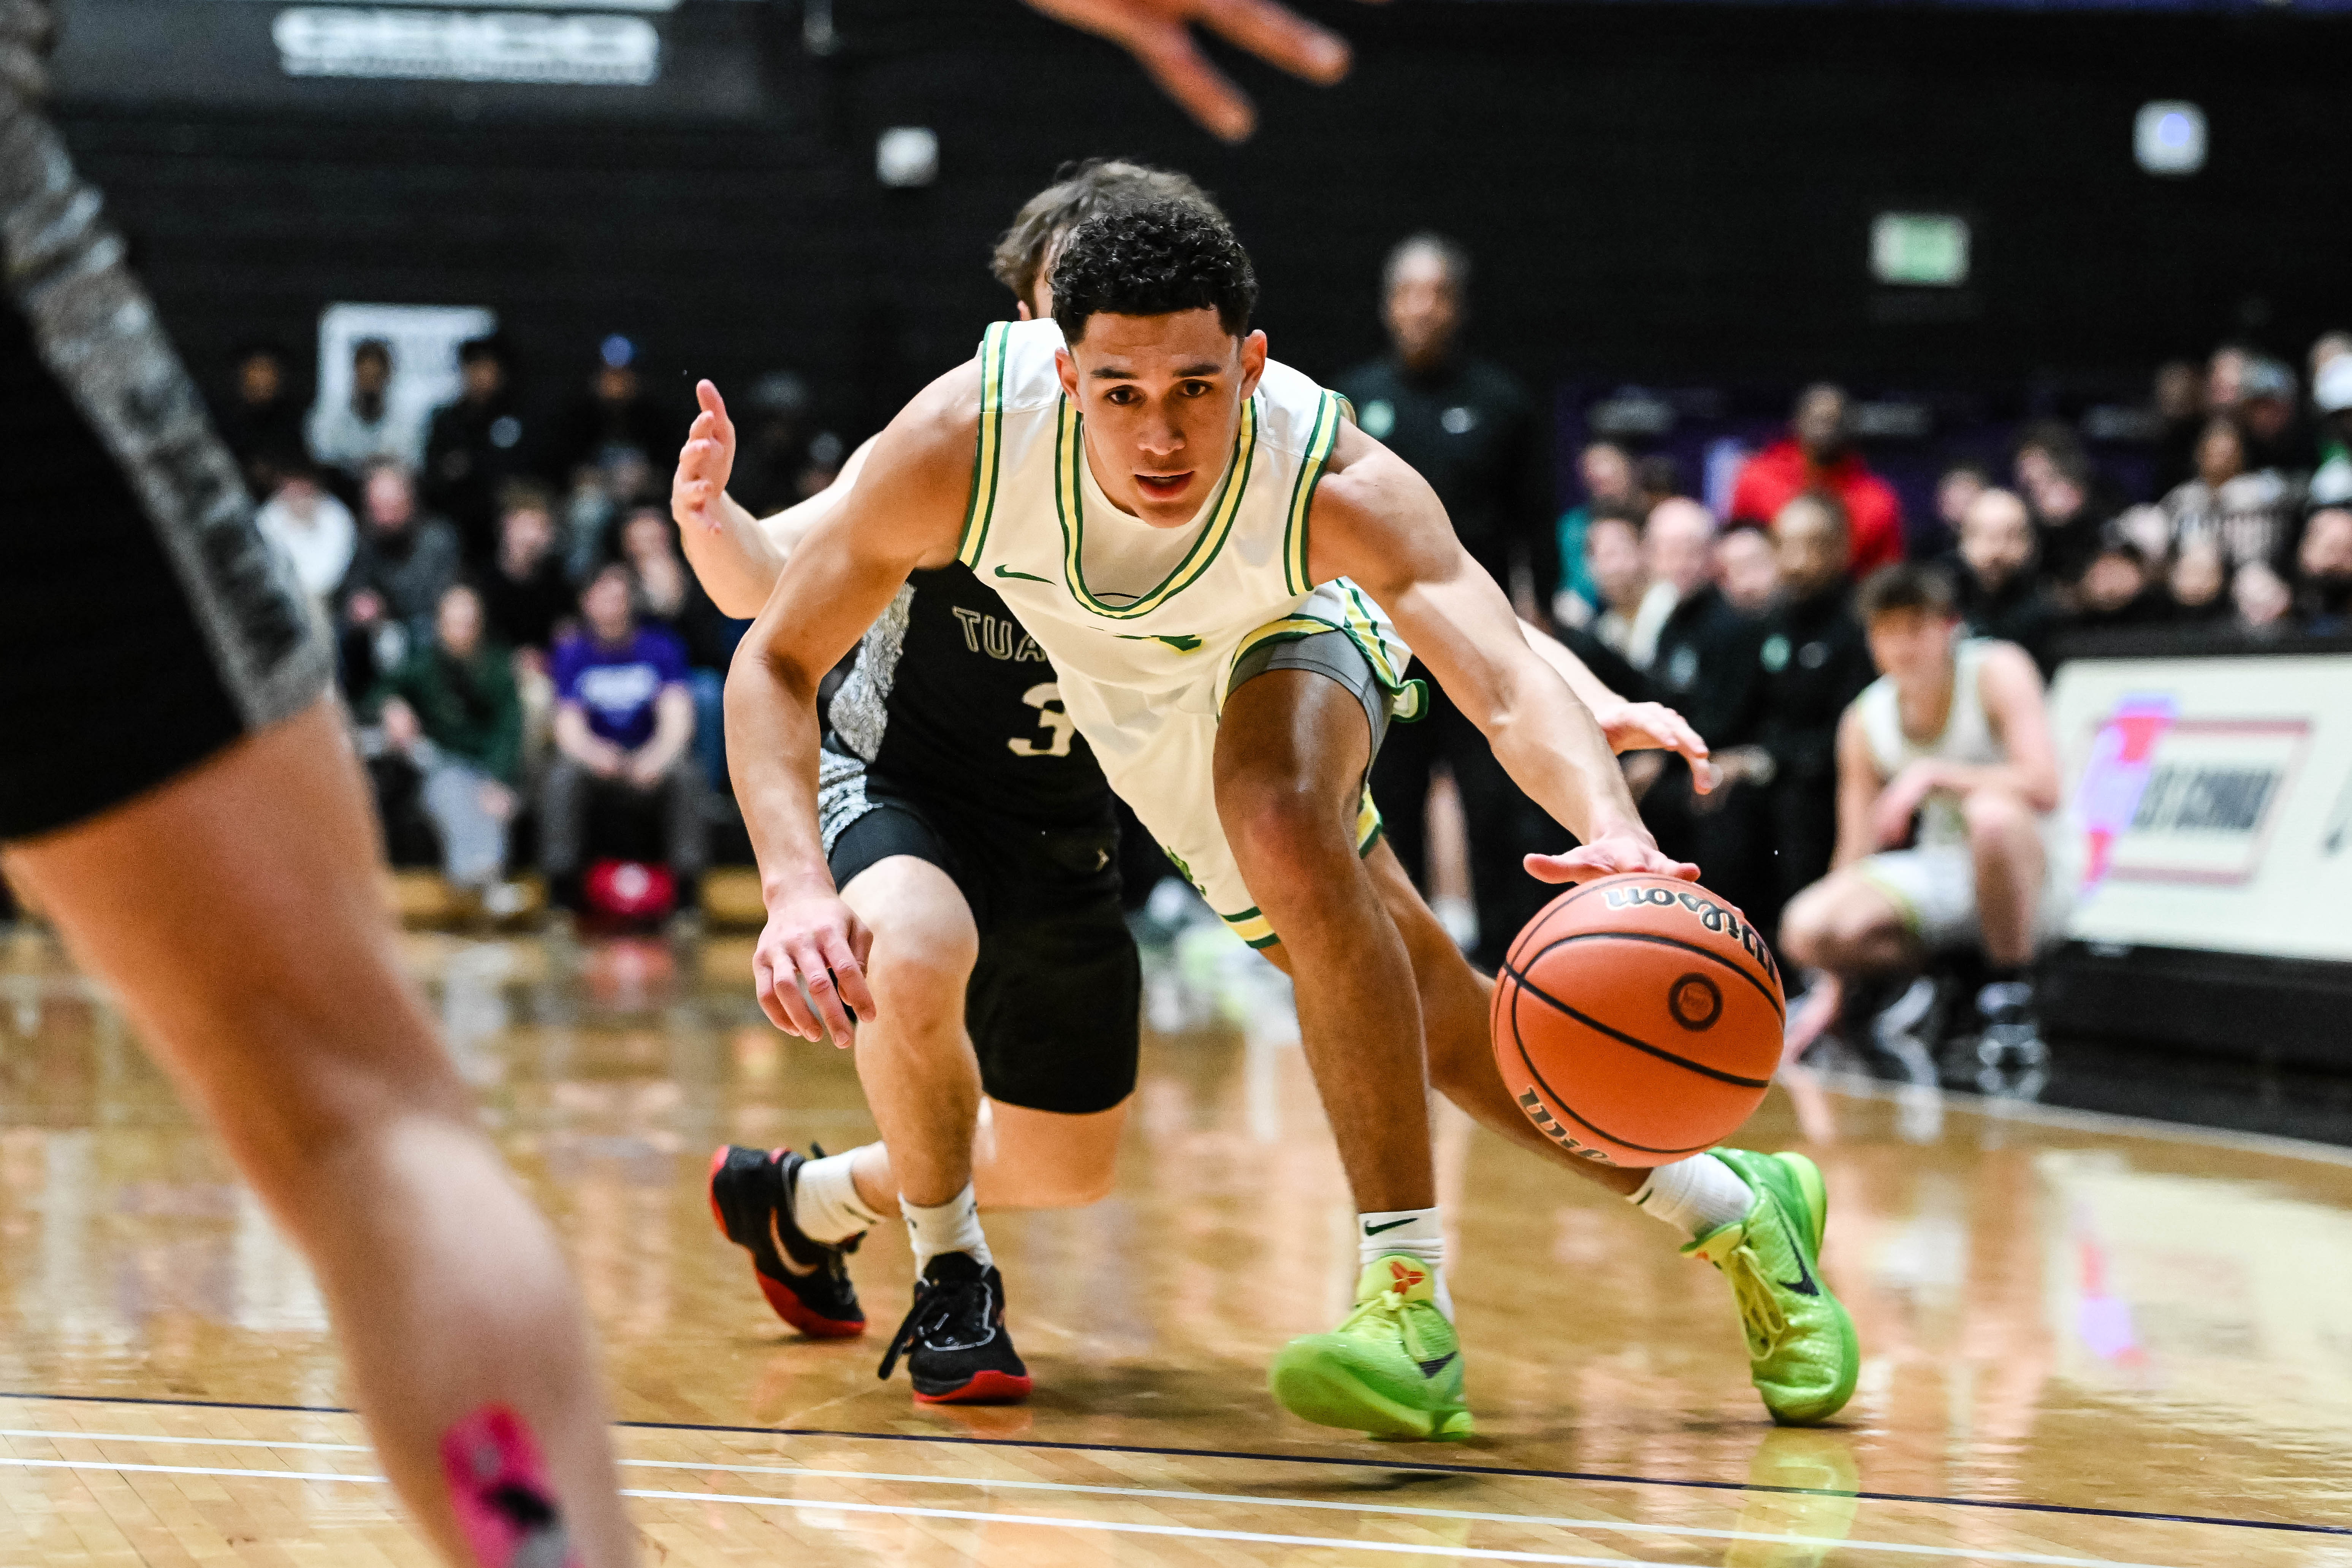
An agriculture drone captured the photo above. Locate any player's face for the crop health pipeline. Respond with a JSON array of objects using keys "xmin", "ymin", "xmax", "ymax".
[
  {"xmin": 1866, "ymin": 607, "xmax": 1957, "ymax": 689},
  {"xmin": 1056, "ymin": 309, "xmax": 1269, "ymax": 528}
]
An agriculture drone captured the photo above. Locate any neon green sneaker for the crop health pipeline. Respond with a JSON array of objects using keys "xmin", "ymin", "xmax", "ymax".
[
  {"xmin": 1269, "ymin": 1255, "xmax": 1473, "ymax": 1441},
  {"xmin": 1688, "ymin": 1149, "xmax": 1860, "ymax": 1427}
]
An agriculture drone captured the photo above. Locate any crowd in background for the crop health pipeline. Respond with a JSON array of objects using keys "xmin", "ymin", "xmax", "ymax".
[
  {"xmin": 206, "ymin": 277, "xmax": 2352, "ymax": 942},
  {"xmin": 215, "ymin": 331, "xmax": 846, "ymax": 923}
]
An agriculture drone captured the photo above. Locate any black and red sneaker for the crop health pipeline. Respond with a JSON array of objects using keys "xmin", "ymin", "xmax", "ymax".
[
  {"xmin": 877, "ymin": 1251, "xmax": 1032, "ymax": 1405},
  {"xmin": 707, "ymin": 1144, "xmax": 866, "ymax": 1338}
]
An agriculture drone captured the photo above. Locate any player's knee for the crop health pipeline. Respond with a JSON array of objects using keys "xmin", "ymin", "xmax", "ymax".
[
  {"xmin": 1779, "ymin": 887, "xmax": 1835, "ymax": 968},
  {"xmin": 1964, "ymin": 788, "xmax": 2032, "ymax": 846},
  {"xmin": 862, "ymin": 908, "xmax": 977, "ymax": 1020},
  {"xmin": 1221, "ymin": 774, "xmax": 1353, "ymax": 891}
]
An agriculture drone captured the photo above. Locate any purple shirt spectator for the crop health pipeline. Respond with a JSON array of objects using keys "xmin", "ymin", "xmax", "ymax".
[{"xmin": 552, "ymin": 625, "xmax": 690, "ymax": 750}]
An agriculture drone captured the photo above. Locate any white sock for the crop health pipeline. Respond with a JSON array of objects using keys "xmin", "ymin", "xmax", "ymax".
[
  {"xmin": 901, "ymin": 1184, "xmax": 990, "ymax": 1273},
  {"xmin": 792, "ymin": 1146, "xmax": 887, "ymax": 1244},
  {"xmin": 1630, "ymin": 1153, "xmax": 1754, "ymax": 1242},
  {"xmin": 1357, "ymin": 1208, "xmax": 1454, "ymax": 1320}
]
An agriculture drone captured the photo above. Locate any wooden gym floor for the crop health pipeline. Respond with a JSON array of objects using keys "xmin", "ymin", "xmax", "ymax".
[{"xmin": 1, "ymin": 923, "xmax": 2350, "ymax": 1566}]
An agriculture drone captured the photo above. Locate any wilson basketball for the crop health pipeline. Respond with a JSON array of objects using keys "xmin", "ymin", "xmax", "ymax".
[{"xmin": 1491, "ymin": 874, "xmax": 1785, "ymax": 1166}]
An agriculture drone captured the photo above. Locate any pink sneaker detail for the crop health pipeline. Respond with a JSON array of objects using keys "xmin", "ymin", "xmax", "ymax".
[{"xmin": 439, "ymin": 1405, "xmax": 579, "ymax": 1568}]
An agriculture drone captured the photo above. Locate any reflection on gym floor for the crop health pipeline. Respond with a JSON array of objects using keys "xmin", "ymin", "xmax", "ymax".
[{"xmin": 2, "ymin": 922, "xmax": 2350, "ymax": 1566}]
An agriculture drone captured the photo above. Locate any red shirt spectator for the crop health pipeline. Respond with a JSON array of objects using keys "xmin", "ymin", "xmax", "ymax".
[{"xmin": 1730, "ymin": 384, "xmax": 1904, "ymax": 575}]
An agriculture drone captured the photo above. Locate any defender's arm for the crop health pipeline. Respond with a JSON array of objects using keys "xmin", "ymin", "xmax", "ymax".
[
  {"xmin": 672, "ymin": 379, "xmax": 881, "ymax": 618},
  {"xmin": 1519, "ymin": 621, "xmax": 1715, "ymax": 788},
  {"xmin": 726, "ymin": 364, "xmax": 974, "ymax": 1037},
  {"xmin": 1309, "ymin": 423, "xmax": 1694, "ymax": 884}
]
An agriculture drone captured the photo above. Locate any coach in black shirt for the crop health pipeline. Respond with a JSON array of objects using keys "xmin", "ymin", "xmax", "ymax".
[{"xmin": 1337, "ymin": 234, "xmax": 1558, "ymax": 969}]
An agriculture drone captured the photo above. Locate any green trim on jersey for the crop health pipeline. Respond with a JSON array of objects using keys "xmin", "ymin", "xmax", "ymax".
[
  {"xmin": 955, "ymin": 323, "xmax": 1012, "ymax": 570},
  {"xmin": 1283, "ymin": 390, "xmax": 1344, "ymax": 596},
  {"xmin": 1052, "ymin": 393, "xmax": 1259, "ymax": 620}
]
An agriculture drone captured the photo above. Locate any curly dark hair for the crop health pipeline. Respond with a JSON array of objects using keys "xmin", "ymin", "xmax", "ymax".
[
  {"xmin": 990, "ymin": 159, "xmax": 1215, "ymax": 308},
  {"xmin": 1049, "ymin": 198, "xmax": 1258, "ymax": 345}
]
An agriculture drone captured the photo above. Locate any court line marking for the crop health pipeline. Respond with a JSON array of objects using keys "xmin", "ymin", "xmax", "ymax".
[
  {"xmin": 0, "ymin": 1456, "xmax": 2190, "ymax": 1568},
  {"xmin": 3, "ymin": 1391, "xmax": 2342, "ymax": 1539},
  {"xmin": 1812, "ymin": 1069, "xmax": 2352, "ymax": 1171},
  {"xmin": 0, "ymin": 1430, "xmax": 2168, "ymax": 1568}
]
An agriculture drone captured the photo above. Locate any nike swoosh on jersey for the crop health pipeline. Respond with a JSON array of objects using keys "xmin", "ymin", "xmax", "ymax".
[
  {"xmin": 994, "ymin": 565, "xmax": 1051, "ymax": 584},
  {"xmin": 1417, "ymin": 1353, "xmax": 1457, "ymax": 1379}
]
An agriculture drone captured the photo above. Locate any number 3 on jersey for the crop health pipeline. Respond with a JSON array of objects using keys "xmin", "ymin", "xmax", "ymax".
[{"xmin": 1008, "ymin": 683, "xmax": 1077, "ymax": 758}]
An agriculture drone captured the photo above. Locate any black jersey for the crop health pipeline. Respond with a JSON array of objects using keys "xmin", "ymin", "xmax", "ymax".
[{"xmin": 824, "ymin": 564, "xmax": 1111, "ymax": 828}]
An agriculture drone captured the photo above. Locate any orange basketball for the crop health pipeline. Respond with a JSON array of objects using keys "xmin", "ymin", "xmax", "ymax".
[{"xmin": 1490, "ymin": 873, "xmax": 1784, "ymax": 1166}]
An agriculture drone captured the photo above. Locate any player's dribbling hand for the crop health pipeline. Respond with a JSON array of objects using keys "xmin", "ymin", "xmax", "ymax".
[
  {"xmin": 753, "ymin": 892, "xmax": 878, "ymax": 1044},
  {"xmin": 672, "ymin": 380, "xmax": 736, "ymax": 536},
  {"xmin": 1526, "ymin": 832, "xmax": 1700, "ymax": 886},
  {"xmin": 1017, "ymin": 0, "xmax": 1371, "ymax": 143},
  {"xmin": 1589, "ymin": 699, "xmax": 1721, "ymax": 794}
]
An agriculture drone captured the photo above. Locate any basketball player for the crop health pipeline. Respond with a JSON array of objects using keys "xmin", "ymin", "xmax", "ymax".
[
  {"xmin": 1780, "ymin": 559, "xmax": 2064, "ymax": 1068},
  {"xmin": 722, "ymin": 197, "xmax": 1858, "ymax": 1438},
  {"xmin": 682, "ymin": 162, "xmax": 1733, "ymax": 1406},
  {"xmin": 0, "ymin": 9, "xmax": 630, "ymax": 1566}
]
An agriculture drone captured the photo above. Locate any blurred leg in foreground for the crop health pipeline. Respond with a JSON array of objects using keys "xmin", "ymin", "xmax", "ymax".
[{"xmin": 4, "ymin": 700, "xmax": 636, "ymax": 1567}]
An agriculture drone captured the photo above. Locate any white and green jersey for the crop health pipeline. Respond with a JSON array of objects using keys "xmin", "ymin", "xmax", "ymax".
[{"xmin": 952, "ymin": 317, "xmax": 1416, "ymax": 944}]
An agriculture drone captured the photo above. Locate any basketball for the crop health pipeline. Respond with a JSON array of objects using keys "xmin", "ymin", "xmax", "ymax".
[{"xmin": 1492, "ymin": 874, "xmax": 1785, "ymax": 1166}]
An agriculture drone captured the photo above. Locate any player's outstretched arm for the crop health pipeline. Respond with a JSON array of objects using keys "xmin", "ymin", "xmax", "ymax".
[
  {"xmin": 1309, "ymin": 424, "xmax": 1696, "ymax": 886},
  {"xmin": 671, "ymin": 380, "xmax": 882, "ymax": 618},
  {"xmin": 1018, "ymin": 0, "xmax": 1369, "ymax": 142},
  {"xmin": 726, "ymin": 364, "xmax": 976, "ymax": 1041}
]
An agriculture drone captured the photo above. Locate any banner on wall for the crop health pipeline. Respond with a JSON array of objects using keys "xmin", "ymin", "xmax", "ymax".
[{"xmin": 2050, "ymin": 652, "xmax": 2352, "ymax": 964}]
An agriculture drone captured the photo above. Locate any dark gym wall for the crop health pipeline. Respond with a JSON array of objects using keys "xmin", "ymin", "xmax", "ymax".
[{"xmin": 55, "ymin": 0, "xmax": 2352, "ymax": 439}]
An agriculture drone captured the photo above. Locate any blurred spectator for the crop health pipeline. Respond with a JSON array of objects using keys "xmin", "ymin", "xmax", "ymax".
[
  {"xmin": 2019, "ymin": 445, "xmax": 2114, "ymax": 589},
  {"xmin": 1345, "ymin": 233, "xmax": 1555, "ymax": 969},
  {"xmin": 1338, "ymin": 233, "xmax": 1553, "ymax": 618},
  {"xmin": 1553, "ymin": 440, "xmax": 1636, "ymax": 624},
  {"xmin": 479, "ymin": 481, "xmax": 575, "ymax": 656},
  {"xmin": 2238, "ymin": 356, "xmax": 2312, "ymax": 473},
  {"xmin": 217, "ymin": 342, "xmax": 305, "ymax": 496},
  {"xmin": 253, "ymin": 456, "xmax": 356, "ymax": 610},
  {"xmin": 2152, "ymin": 359, "xmax": 2206, "ymax": 493},
  {"xmin": 2168, "ymin": 539, "xmax": 2230, "ymax": 626},
  {"xmin": 549, "ymin": 336, "xmax": 675, "ymax": 484},
  {"xmin": 2075, "ymin": 540, "xmax": 2171, "ymax": 630},
  {"xmin": 729, "ymin": 370, "xmax": 816, "ymax": 516},
  {"xmin": 1583, "ymin": 507, "xmax": 1651, "ymax": 661},
  {"xmin": 1715, "ymin": 518, "xmax": 1779, "ymax": 616},
  {"xmin": 1728, "ymin": 384, "xmax": 1903, "ymax": 575},
  {"xmin": 619, "ymin": 502, "xmax": 746, "ymax": 794},
  {"xmin": 338, "ymin": 462, "xmax": 462, "ymax": 697},
  {"xmin": 542, "ymin": 564, "xmax": 703, "ymax": 913},
  {"xmin": 2308, "ymin": 331, "xmax": 2351, "ymax": 387},
  {"xmin": 1953, "ymin": 488, "xmax": 2064, "ymax": 675},
  {"xmin": 2310, "ymin": 356, "xmax": 2352, "ymax": 488},
  {"xmin": 2206, "ymin": 344, "xmax": 2249, "ymax": 419},
  {"xmin": 1635, "ymin": 453, "xmax": 1684, "ymax": 517},
  {"xmin": 2160, "ymin": 417, "xmax": 2295, "ymax": 597},
  {"xmin": 1639, "ymin": 498, "xmax": 1758, "ymax": 884},
  {"xmin": 371, "ymin": 583, "xmax": 525, "ymax": 902},
  {"xmin": 1710, "ymin": 493, "xmax": 1878, "ymax": 944},
  {"xmin": 423, "ymin": 336, "xmax": 534, "ymax": 564},
  {"xmin": 1928, "ymin": 459, "xmax": 1991, "ymax": 562},
  {"xmin": 309, "ymin": 337, "xmax": 421, "ymax": 481},
  {"xmin": 2297, "ymin": 504, "xmax": 2352, "ymax": 634}
]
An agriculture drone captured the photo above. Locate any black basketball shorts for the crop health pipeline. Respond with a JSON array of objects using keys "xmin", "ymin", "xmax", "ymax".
[
  {"xmin": 818, "ymin": 748, "xmax": 1140, "ymax": 1117},
  {"xmin": 1, "ymin": 101, "xmax": 329, "ymax": 842}
]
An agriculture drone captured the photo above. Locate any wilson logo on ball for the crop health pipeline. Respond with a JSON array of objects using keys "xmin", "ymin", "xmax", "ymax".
[{"xmin": 1601, "ymin": 884, "xmax": 1780, "ymax": 988}]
